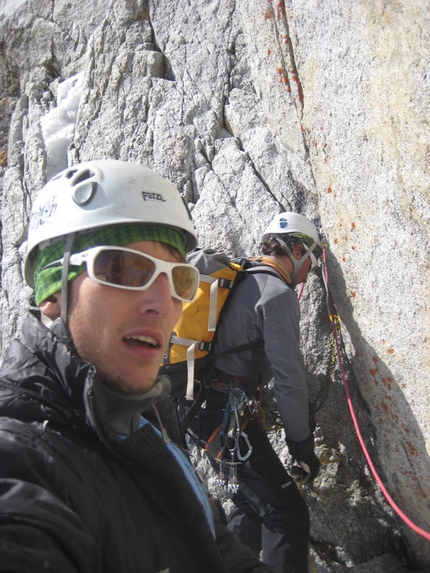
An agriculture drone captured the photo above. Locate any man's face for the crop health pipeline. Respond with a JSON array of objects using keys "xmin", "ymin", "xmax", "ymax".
[
  {"xmin": 294, "ymin": 255, "xmax": 312, "ymax": 284},
  {"xmin": 67, "ymin": 241, "xmax": 183, "ymax": 394},
  {"xmin": 282, "ymin": 243, "xmax": 312, "ymax": 284}
]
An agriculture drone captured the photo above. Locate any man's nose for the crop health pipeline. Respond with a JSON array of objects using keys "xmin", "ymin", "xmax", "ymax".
[{"xmin": 139, "ymin": 272, "xmax": 175, "ymax": 313}]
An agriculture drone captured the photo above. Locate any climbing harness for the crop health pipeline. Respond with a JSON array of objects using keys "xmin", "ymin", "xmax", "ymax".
[{"xmin": 321, "ymin": 248, "xmax": 430, "ymax": 542}]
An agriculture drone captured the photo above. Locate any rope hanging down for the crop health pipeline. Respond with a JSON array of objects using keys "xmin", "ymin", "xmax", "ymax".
[{"xmin": 322, "ymin": 249, "xmax": 430, "ymax": 542}]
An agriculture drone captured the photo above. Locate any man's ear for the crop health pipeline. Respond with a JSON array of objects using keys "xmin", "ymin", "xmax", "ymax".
[
  {"xmin": 39, "ymin": 292, "xmax": 62, "ymax": 320},
  {"xmin": 292, "ymin": 243, "xmax": 304, "ymax": 258}
]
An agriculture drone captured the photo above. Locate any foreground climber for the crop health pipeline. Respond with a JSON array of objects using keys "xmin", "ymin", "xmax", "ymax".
[
  {"xmin": 0, "ymin": 159, "xmax": 276, "ymax": 573},
  {"xmin": 184, "ymin": 212, "xmax": 323, "ymax": 573}
]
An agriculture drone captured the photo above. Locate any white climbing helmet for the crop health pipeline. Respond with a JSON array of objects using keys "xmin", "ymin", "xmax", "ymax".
[
  {"xmin": 24, "ymin": 159, "xmax": 198, "ymax": 288},
  {"xmin": 263, "ymin": 212, "xmax": 322, "ymax": 247}
]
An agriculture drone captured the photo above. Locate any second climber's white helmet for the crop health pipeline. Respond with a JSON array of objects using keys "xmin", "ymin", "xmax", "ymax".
[
  {"xmin": 263, "ymin": 212, "xmax": 322, "ymax": 247},
  {"xmin": 24, "ymin": 159, "xmax": 198, "ymax": 288}
]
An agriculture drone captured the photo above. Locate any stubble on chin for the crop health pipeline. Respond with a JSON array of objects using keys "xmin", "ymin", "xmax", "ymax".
[{"xmin": 94, "ymin": 360, "xmax": 159, "ymax": 395}]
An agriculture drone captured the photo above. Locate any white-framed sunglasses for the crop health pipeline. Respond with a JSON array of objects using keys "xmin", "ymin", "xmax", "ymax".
[{"xmin": 44, "ymin": 246, "xmax": 199, "ymax": 302}]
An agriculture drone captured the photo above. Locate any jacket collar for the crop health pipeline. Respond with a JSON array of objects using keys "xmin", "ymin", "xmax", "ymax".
[{"xmin": 248, "ymin": 256, "xmax": 293, "ymax": 284}]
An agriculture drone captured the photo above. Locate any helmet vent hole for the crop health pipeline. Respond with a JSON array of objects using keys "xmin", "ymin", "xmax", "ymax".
[
  {"xmin": 66, "ymin": 169, "xmax": 78, "ymax": 180},
  {"xmin": 73, "ymin": 169, "xmax": 95, "ymax": 185}
]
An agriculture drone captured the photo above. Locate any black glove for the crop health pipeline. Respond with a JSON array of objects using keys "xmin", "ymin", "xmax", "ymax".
[{"xmin": 286, "ymin": 433, "xmax": 320, "ymax": 484}]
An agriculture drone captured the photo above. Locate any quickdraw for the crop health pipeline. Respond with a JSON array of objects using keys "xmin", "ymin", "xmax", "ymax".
[{"xmin": 214, "ymin": 385, "xmax": 253, "ymax": 493}]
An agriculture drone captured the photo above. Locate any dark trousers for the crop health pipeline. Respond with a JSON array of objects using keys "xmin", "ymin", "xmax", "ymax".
[{"xmin": 208, "ymin": 417, "xmax": 310, "ymax": 573}]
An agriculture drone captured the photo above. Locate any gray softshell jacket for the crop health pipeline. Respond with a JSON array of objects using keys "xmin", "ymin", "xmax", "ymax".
[{"xmin": 212, "ymin": 261, "xmax": 310, "ymax": 443}]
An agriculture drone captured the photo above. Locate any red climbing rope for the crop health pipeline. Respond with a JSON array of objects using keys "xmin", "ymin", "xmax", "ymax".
[{"xmin": 322, "ymin": 249, "xmax": 430, "ymax": 542}]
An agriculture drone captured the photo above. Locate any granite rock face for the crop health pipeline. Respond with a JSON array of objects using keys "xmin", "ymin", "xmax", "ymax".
[{"xmin": 0, "ymin": 0, "xmax": 429, "ymax": 570}]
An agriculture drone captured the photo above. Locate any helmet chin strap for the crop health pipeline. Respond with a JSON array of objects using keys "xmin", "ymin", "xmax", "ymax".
[
  {"xmin": 272, "ymin": 235, "xmax": 317, "ymax": 282},
  {"xmin": 50, "ymin": 232, "xmax": 75, "ymax": 344}
]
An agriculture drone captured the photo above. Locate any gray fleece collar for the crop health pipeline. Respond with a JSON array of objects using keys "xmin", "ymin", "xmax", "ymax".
[{"xmin": 91, "ymin": 376, "xmax": 172, "ymax": 437}]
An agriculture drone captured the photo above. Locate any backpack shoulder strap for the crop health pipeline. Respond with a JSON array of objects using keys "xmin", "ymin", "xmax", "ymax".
[{"xmin": 245, "ymin": 266, "xmax": 283, "ymax": 281}]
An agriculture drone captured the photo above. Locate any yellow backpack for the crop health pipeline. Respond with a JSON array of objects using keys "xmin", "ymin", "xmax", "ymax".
[
  {"xmin": 161, "ymin": 249, "xmax": 246, "ymax": 400},
  {"xmin": 161, "ymin": 248, "xmax": 292, "ymax": 402}
]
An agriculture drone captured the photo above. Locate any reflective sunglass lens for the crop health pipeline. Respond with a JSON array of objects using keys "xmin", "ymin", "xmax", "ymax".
[
  {"xmin": 122, "ymin": 252, "xmax": 156, "ymax": 287},
  {"xmin": 172, "ymin": 266, "xmax": 198, "ymax": 301},
  {"xmin": 92, "ymin": 250, "xmax": 118, "ymax": 283},
  {"xmin": 93, "ymin": 250, "xmax": 155, "ymax": 287}
]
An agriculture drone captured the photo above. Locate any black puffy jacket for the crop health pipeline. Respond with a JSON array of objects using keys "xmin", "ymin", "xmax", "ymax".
[{"xmin": 0, "ymin": 310, "xmax": 274, "ymax": 573}]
